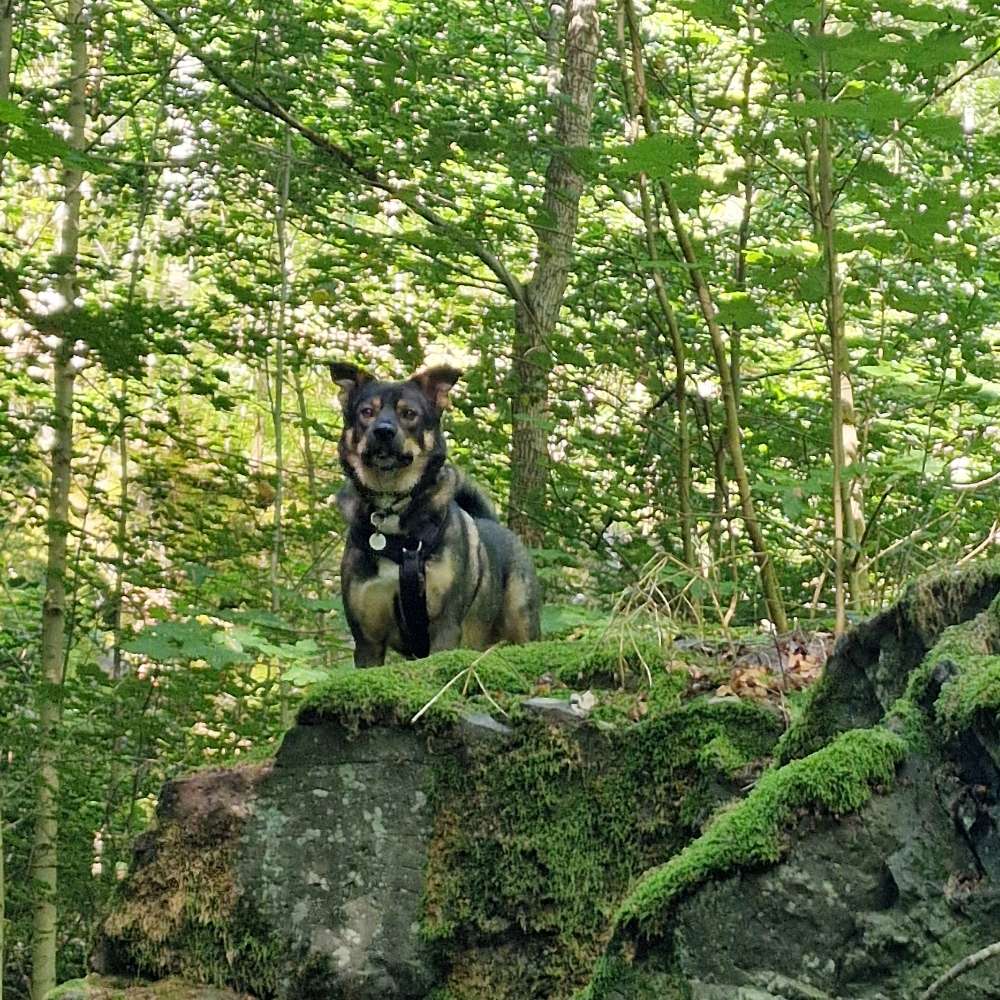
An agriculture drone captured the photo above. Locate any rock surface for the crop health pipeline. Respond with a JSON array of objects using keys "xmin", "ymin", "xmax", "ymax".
[
  {"xmin": 91, "ymin": 563, "xmax": 1000, "ymax": 1000},
  {"xmin": 237, "ymin": 723, "xmax": 438, "ymax": 997},
  {"xmin": 588, "ymin": 562, "xmax": 1000, "ymax": 1000}
]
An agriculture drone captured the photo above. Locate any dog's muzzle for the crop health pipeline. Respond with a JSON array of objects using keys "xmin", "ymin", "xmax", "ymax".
[{"xmin": 363, "ymin": 425, "xmax": 413, "ymax": 470}]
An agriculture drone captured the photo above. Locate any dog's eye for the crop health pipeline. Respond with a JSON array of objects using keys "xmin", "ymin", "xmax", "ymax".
[
  {"xmin": 359, "ymin": 406, "xmax": 375, "ymax": 420},
  {"xmin": 399, "ymin": 407, "xmax": 418, "ymax": 421}
]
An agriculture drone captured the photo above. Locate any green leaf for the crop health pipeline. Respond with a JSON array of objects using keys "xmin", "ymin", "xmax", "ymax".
[
  {"xmin": 0, "ymin": 99, "xmax": 102, "ymax": 171},
  {"xmin": 613, "ymin": 133, "xmax": 699, "ymax": 179},
  {"xmin": 0, "ymin": 98, "xmax": 28, "ymax": 126},
  {"xmin": 914, "ymin": 113, "xmax": 964, "ymax": 143},
  {"xmin": 878, "ymin": 0, "xmax": 966, "ymax": 23},
  {"xmin": 717, "ymin": 292, "xmax": 767, "ymax": 328},
  {"xmin": 283, "ymin": 665, "xmax": 332, "ymax": 686},
  {"xmin": 686, "ymin": 0, "xmax": 739, "ymax": 28}
]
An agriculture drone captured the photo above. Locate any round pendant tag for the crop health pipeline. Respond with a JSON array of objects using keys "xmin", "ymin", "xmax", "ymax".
[{"xmin": 369, "ymin": 532, "xmax": 387, "ymax": 551}]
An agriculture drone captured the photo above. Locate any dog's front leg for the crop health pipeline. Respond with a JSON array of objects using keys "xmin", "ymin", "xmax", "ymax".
[{"xmin": 353, "ymin": 636, "xmax": 387, "ymax": 668}]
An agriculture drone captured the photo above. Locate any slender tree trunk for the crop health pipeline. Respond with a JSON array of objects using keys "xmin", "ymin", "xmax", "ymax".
[
  {"xmin": 615, "ymin": 3, "xmax": 694, "ymax": 569},
  {"xmin": 804, "ymin": 84, "xmax": 868, "ymax": 628},
  {"xmin": 625, "ymin": 0, "xmax": 788, "ymax": 632},
  {"xmin": 732, "ymin": 6, "xmax": 758, "ymax": 402},
  {"xmin": 30, "ymin": 4, "xmax": 86, "ymax": 997},
  {"xmin": 0, "ymin": 0, "xmax": 14, "ymax": 188},
  {"xmin": 272, "ymin": 131, "xmax": 291, "ymax": 724},
  {"xmin": 292, "ymin": 362, "xmax": 329, "ymax": 656},
  {"xmin": 508, "ymin": 0, "xmax": 600, "ymax": 545},
  {"xmin": 813, "ymin": 7, "xmax": 866, "ymax": 632}
]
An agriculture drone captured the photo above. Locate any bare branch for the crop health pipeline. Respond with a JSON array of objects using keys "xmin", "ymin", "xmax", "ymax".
[{"xmin": 919, "ymin": 940, "xmax": 1000, "ymax": 1000}]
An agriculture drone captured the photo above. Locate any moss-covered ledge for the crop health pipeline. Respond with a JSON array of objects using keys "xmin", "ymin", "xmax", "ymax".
[
  {"xmin": 577, "ymin": 561, "xmax": 1000, "ymax": 1000},
  {"xmin": 295, "ymin": 636, "xmax": 688, "ymax": 731},
  {"xmin": 99, "ymin": 634, "xmax": 786, "ymax": 1000}
]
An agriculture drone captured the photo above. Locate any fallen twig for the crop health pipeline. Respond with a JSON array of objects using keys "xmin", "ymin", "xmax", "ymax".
[{"xmin": 918, "ymin": 940, "xmax": 1000, "ymax": 1000}]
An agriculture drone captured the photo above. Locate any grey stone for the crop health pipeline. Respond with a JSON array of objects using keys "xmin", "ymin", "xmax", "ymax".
[
  {"xmin": 238, "ymin": 723, "xmax": 438, "ymax": 999},
  {"xmin": 521, "ymin": 696, "xmax": 587, "ymax": 723},
  {"xmin": 457, "ymin": 710, "xmax": 513, "ymax": 741}
]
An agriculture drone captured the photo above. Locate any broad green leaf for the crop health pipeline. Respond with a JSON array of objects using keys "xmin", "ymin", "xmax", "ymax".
[
  {"xmin": 717, "ymin": 292, "xmax": 767, "ymax": 327},
  {"xmin": 613, "ymin": 133, "xmax": 699, "ymax": 179},
  {"xmin": 686, "ymin": 0, "xmax": 739, "ymax": 29},
  {"xmin": 283, "ymin": 665, "xmax": 332, "ymax": 686}
]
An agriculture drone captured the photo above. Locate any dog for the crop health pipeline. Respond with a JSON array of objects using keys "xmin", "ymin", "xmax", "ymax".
[{"xmin": 331, "ymin": 362, "xmax": 541, "ymax": 667}]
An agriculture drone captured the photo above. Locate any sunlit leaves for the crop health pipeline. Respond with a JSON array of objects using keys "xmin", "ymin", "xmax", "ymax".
[
  {"xmin": 614, "ymin": 133, "xmax": 699, "ymax": 179},
  {"xmin": 0, "ymin": 99, "xmax": 102, "ymax": 171}
]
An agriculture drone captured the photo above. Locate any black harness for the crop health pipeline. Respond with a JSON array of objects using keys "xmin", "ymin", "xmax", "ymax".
[
  {"xmin": 348, "ymin": 514, "xmax": 447, "ymax": 658},
  {"xmin": 346, "ymin": 455, "xmax": 448, "ymax": 659}
]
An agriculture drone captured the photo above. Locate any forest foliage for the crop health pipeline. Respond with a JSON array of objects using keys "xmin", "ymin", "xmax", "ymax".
[{"xmin": 1, "ymin": 0, "xmax": 1000, "ymax": 996}]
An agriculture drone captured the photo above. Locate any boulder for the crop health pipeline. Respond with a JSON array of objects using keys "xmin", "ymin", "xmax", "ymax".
[
  {"xmin": 95, "ymin": 562, "xmax": 1000, "ymax": 1000},
  {"xmin": 96, "ymin": 642, "xmax": 780, "ymax": 999},
  {"xmin": 583, "ymin": 561, "xmax": 1000, "ymax": 1000}
]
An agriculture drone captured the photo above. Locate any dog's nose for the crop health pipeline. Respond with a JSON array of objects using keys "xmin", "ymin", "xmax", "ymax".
[{"xmin": 372, "ymin": 422, "xmax": 396, "ymax": 441}]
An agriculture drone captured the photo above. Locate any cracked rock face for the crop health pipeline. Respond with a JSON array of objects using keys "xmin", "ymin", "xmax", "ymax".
[
  {"xmin": 674, "ymin": 752, "xmax": 1000, "ymax": 999},
  {"xmin": 237, "ymin": 724, "xmax": 437, "ymax": 998}
]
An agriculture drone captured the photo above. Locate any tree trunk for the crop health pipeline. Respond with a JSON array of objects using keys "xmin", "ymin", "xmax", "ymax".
[
  {"xmin": 0, "ymin": 0, "xmax": 14, "ymax": 188},
  {"xmin": 507, "ymin": 0, "xmax": 600, "ymax": 545},
  {"xmin": 272, "ymin": 130, "xmax": 291, "ymax": 726},
  {"xmin": 30, "ymin": 3, "xmax": 86, "ymax": 997},
  {"xmin": 625, "ymin": 0, "xmax": 788, "ymax": 632},
  {"xmin": 813, "ymin": 5, "xmax": 867, "ymax": 633}
]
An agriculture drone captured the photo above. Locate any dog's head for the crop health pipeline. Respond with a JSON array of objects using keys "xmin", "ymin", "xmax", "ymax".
[{"xmin": 330, "ymin": 362, "xmax": 461, "ymax": 495}]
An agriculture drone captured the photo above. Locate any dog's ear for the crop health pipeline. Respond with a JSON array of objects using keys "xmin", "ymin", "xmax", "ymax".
[
  {"xmin": 329, "ymin": 362, "xmax": 373, "ymax": 409},
  {"xmin": 411, "ymin": 365, "xmax": 462, "ymax": 412}
]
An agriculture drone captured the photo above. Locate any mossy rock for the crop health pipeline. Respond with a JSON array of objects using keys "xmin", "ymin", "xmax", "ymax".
[
  {"xmin": 578, "ymin": 561, "xmax": 1000, "ymax": 1000},
  {"xmin": 101, "ymin": 634, "xmax": 781, "ymax": 1000},
  {"xmin": 777, "ymin": 558, "xmax": 1000, "ymax": 763},
  {"xmin": 102, "ymin": 564, "xmax": 1000, "ymax": 1000},
  {"xmin": 46, "ymin": 975, "xmax": 253, "ymax": 1000}
]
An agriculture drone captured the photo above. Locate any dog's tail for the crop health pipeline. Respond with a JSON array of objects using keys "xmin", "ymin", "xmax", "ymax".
[{"xmin": 455, "ymin": 474, "xmax": 499, "ymax": 522}]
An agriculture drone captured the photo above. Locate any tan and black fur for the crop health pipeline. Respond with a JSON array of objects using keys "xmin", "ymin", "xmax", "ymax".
[{"xmin": 332, "ymin": 362, "xmax": 540, "ymax": 667}]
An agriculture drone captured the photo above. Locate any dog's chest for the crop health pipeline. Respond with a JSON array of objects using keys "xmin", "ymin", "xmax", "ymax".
[
  {"xmin": 348, "ymin": 556, "xmax": 400, "ymax": 638},
  {"xmin": 347, "ymin": 541, "xmax": 455, "ymax": 641}
]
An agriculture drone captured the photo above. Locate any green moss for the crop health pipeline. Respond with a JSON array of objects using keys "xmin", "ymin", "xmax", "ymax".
[
  {"xmin": 936, "ymin": 655, "xmax": 1000, "ymax": 730},
  {"xmin": 300, "ymin": 637, "xmax": 686, "ymax": 731},
  {"xmin": 924, "ymin": 593, "xmax": 1000, "ymax": 733},
  {"xmin": 101, "ymin": 822, "xmax": 294, "ymax": 996},
  {"xmin": 904, "ymin": 558, "xmax": 1000, "ymax": 639},
  {"xmin": 423, "ymin": 697, "xmax": 781, "ymax": 999},
  {"xmin": 46, "ymin": 977, "xmax": 249, "ymax": 1000},
  {"xmin": 773, "ymin": 671, "xmax": 835, "ymax": 764},
  {"xmin": 882, "ymin": 592, "xmax": 1000, "ymax": 746},
  {"xmin": 575, "ymin": 956, "xmax": 690, "ymax": 1000},
  {"xmin": 45, "ymin": 980, "xmax": 94, "ymax": 1000},
  {"xmin": 608, "ymin": 727, "xmax": 905, "ymax": 941}
]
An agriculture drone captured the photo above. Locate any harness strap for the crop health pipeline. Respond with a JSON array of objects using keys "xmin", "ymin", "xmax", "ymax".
[
  {"xmin": 396, "ymin": 542, "xmax": 431, "ymax": 658},
  {"xmin": 348, "ymin": 513, "xmax": 448, "ymax": 659}
]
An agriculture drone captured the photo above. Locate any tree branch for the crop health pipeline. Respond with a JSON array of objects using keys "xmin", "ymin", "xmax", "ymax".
[
  {"xmin": 136, "ymin": 0, "xmax": 528, "ymax": 310},
  {"xmin": 835, "ymin": 41, "xmax": 1000, "ymax": 202},
  {"xmin": 919, "ymin": 940, "xmax": 1000, "ymax": 1000}
]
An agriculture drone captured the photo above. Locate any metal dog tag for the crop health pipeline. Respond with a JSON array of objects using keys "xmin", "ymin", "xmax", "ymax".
[{"xmin": 369, "ymin": 532, "xmax": 387, "ymax": 551}]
